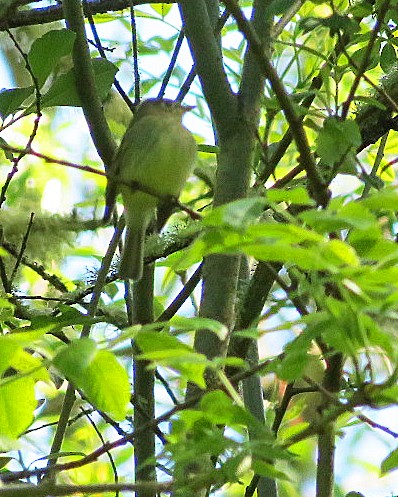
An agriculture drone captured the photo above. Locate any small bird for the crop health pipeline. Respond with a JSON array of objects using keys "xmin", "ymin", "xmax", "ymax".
[{"xmin": 111, "ymin": 98, "xmax": 197, "ymax": 281}]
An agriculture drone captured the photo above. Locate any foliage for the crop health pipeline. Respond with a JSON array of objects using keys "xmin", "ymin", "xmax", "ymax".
[{"xmin": 0, "ymin": 1, "xmax": 398, "ymax": 497}]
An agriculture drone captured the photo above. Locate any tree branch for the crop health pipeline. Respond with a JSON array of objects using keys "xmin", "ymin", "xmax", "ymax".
[
  {"xmin": 63, "ymin": 0, "xmax": 116, "ymax": 170},
  {"xmin": 0, "ymin": 0, "xmax": 174, "ymax": 29},
  {"xmin": 223, "ymin": 0, "xmax": 330, "ymax": 207}
]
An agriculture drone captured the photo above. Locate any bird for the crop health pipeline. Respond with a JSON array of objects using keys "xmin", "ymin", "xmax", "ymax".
[{"xmin": 111, "ymin": 98, "xmax": 197, "ymax": 281}]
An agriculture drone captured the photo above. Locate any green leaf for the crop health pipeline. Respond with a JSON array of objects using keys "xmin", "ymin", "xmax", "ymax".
[
  {"xmin": 0, "ymin": 376, "xmax": 36, "ymax": 439},
  {"xmin": 299, "ymin": 14, "xmax": 358, "ymax": 35},
  {"xmin": 0, "ymin": 339, "xmax": 20, "ymax": 377},
  {"xmin": 321, "ymin": 13, "xmax": 359, "ymax": 36},
  {"xmin": 53, "ymin": 338, "xmax": 130, "ymax": 420},
  {"xmin": 349, "ymin": 0, "xmax": 373, "ymax": 17},
  {"xmin": 299, "ymin": 201, "xmax": 377, "ymax": 232},
  {"xmin": 0, "ymin": 137, "xmax": 13, "ymax": 161},
  {"xmin": 273, "ymin": 350, "xmax": 309, "ymax": 382},
  {"xmin": 266, "ymin": 187, "xmax": 315, "ymax": 206},
  {"xmin": 381, "ymin": 447, "xmax": 398, "ymax": 474},
  {"xmin": 350, "ymin": 40, "xmax": 381, "ymax": 71},
  {"xmin": 28, "ymin": 29, "xmax": 76, "ymax": 87},
  {"xmin": 136, "ymin": 331, "xmax": 207, "ymax": 389},
  {"xmin": 380, "ymin": 43, "xmax": 397, "ymax": 73},
  {"xmin": 0, "ymin": 456, "xmax": 12, "ymax": 469},
  {"xmin": 53, "ymin": 338, "xmax": 98, "ymax": 378},
  {"xmin": 80, "ymin": 350, "xmax": 130, "ymax": 420},
  {"xmin": 170, "ymin": 316, "xmax": 229, "ymax": 341},
  {"xmin": 252, "ymin": 460, "xmax": 290, "ymax": 480},
  {"xmin": 299, "ymin": 17, "xmax": 323, "ymax": 33},
  {"xmin": 10, "ymin": 349, "xmax": 49, "ymax": 382},
  {"xmin": 204, "ymin": 197, "xmax": 266, "ymax": 231},
  {"xmin": 0, "ymin": 330, "xmax": 49, "ymax": 376},
  {"xmin": 316, "ymin": 117, "xmax": 361, "ymax": 167},
  {"xmin": 136, "ymin": 331, "xmax": 191, "ymax": 353},
  {"xmin": 319, "ymin": 239, "xmax": 360, "ymax": 267},
  {"xmin": 361, "ymin": 188, "xmax": 398, "ymax": 210},
  {"xmin": 201, "ymin": 391, "xmax": 251, "ymax": 426},
  {"xmin": 248, "ymin": 223, "xmax": 322, "ymax": 244},
  {"xmin": 40, "ymin": 58, "xmax": 118, "ymax": 109},
  {"xmin": 0, "ymin": 87, "xmax": 34, "ymax": 119},
  {"xmin": 265, "ymin": 0, "xmax": 297, "ymax": 17},
  {"xmin": 150, "ymin": 3, "xmax": 172, "ymax": 17},
  {"xmin": 365, "ymin": 384, "xmax": 398, "ymax": 407},
  {"xmin": 244, "ymin": 243, "xmax": 343, "ymax": 271},
  {"xmin": 28, "ymin": 306, "xmax": 99, "ymax": 336}
]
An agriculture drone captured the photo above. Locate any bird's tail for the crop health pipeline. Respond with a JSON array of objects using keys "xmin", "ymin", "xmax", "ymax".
[{"xmin": 119, "ymin": 226, "xmax": 145, "ymax": 281}]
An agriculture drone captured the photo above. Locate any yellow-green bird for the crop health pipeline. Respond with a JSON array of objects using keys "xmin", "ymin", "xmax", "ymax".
[{"xmin": 112, "ymin": 98, "xmax": 197, "ymax": 281}]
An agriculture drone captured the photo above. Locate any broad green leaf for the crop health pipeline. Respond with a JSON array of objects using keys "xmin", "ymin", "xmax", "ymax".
[
  {"xmin": 79, "ymin": 350, "xmax": 130, "ymax": 420},
  {"xmin": 299, "ymin": 201, "xmax": 377, "ymax": 232},
  {"xmin": 361, "ymin": 188, "xmax": 398, "ymax": 210},
  {"xmin": 265, "ymin": 0, "xmax": 297, "ymax": 17},
  {"xmin": 381, "ymin": 447, "xmax": 398, "ymax": 474},
  {"xmin": 28, "ymin": 306, "xmax": 99, "ymax": 335},
  {"xmin": 247, "ymin": 223, "xmax": 322, "ymax": 243},
  {"xmin": 204, "ymin": 197, "xmax": 266, "ymax": 231},
  {"xmin": 201, "ymin": 391, "xmax": 251, "ymax": 425},
  {"xmin": 0, "ymin": 136, "xmax": 12, "ymax": 160},
  {"xmin": 348, "ymin": 234, "xmax": 395, "ymax": 260},
  {"xmin": 365, "ymin": 384, "xmax": 398, "ymax": 407},
  {"xmin": 0, "ymin": 297, "xmax": 15, "ymax": 322},
  {"xmin": 0, "ymin": 87, "xmax": 34, "ymax": 119},
  {"xmin": 53, "ymin": 339, "xmax": 129, "ymax": 420},
  {"xmin": 28, "ymin": 29, "xmax": 76, "ymax": 87},
  {"xmin": 0, "ymin": 376, "xmax": 36, "ymax": 439},
  {"xmin": 273, "ymin": 351, "xmax": 310, "ymax": 382},
  {"xmin": 170, "ymin": 316, "xmax": 228, "ymax": 341},
  {"xmin": 319, "ymin": 239, "xmax": 359, "ymax": 267},
  {"xmin": 316, "ymin": 117, "xmax": 361, "ymax": 167},
  {"xmin": 53, "ymin": 338, "xmax": 97, "ymax": 378},
  {"xmin": 266, "ymin": 187, "xmax": 314, "ymax": 206},
  {"xmin": 0, "ymin": 456, "xmax": 12, "ymax": 469},
  {"xmin": 300, "ymin": 13, "xmax": 359, "ymax": 35},
  {"xmin": 299, "ymin": 16, "xmax": 323, "ymax": 32},
  {"xmin": 0, "ymin": 340, "xmax": 20, "ymax": 377},
  {"xmin": 40, "ymin": 58, "xmax": 118, "ymax": 109},
  {"xmin": 252, "ymin": 460, "xmax": 290, "ymax": 480},
  {"xmin": 136, "ymin": 331, "xmax": 192, "ymax": 353},
  {"xmin": 136, "ymin": 331, "xmax": 207, "ymax": 388},
  {"xmin": 320, "ymin": 13, "xmax": 359, "ymax": 36},
  {"xmin": 364, "ymin": 315, "xmax": 394, "ymax": 356},
  {"xmin": 350, "ymin": 40, "xmax": 381, "ymax": 70},
  {"xmin": 150, "ymin": 3, "xmax": 172, "ymax": 17},
  {"xmin": 353, "ymin": 95, "xmax": 387, "ymax": 110},
  {"xmin": 352, "ymin": 268, "xmax": 398, "ymax": 293},
  {"xmin": 10, "ymin": 349, "xmax": 49, "ymax": 382},
  {"xmin": 349, "ymin": 0, "xmax": 373, "ymax": 17},
  {"xmin": 243, "ymin": 243, "xmax": 334, "ymax": 271},
  {"xmin": 0, "ymin": 330, "xmax": 50, "ymax": 376},
  {"xmin": 380, "ymin": 43, "xmax": 397, "ymax": 73}
]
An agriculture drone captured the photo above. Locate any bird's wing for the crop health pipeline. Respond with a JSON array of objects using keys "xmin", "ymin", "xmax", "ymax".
[
  {"xmin": 114, "ymin": 117, "xmax": 164, "ymax": 182},
  {"xmin": 104, "ymin": 116, "xmax": 162, "ymax": 220}
]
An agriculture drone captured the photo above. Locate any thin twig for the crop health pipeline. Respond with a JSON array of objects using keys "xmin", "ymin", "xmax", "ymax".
[
  {"xmin": 130, "ymin": 5, "xmax": 141, "ymax": 104},
  {"xmin": 10, "ymin": 213, "xmax": 35, "ymax": 285},
  {"xmin": 84, "ymin": 0, "xmax": 135, "ymax": 112},
  {"xmin": 341, "ymin": 0, "xmax": 392, "ymax": 119},
  {"xmin": 0, "ymin": 30, "xmax": 42, "ymax": 210}
]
